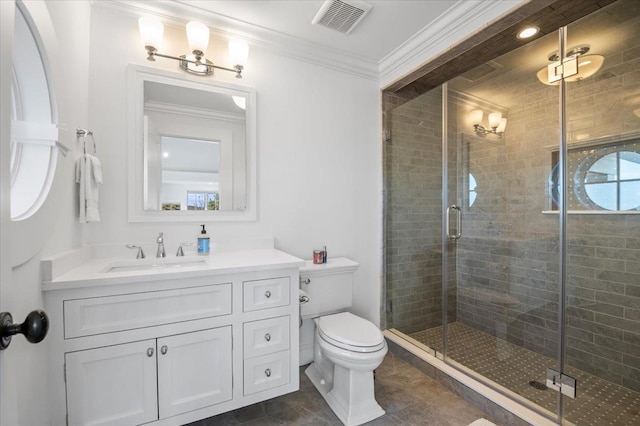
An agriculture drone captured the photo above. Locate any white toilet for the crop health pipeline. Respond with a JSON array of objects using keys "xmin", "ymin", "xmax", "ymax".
[{"xmin": 300, "ymin": 258, "xmax": 387, "ymax": 426}]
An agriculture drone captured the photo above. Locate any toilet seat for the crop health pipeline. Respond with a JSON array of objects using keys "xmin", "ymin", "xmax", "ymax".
[{"xmin": 318, "ymin": 312, "xmax": 385, "ymax": 353}]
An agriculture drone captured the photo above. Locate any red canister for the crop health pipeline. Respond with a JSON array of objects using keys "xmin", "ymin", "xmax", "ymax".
[{"xmin": 313, "ymin": 250, "xmax": 324, "ymax": 264}]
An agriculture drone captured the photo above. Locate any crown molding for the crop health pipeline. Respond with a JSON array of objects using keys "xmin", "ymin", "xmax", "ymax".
[
  {"xmin": 378, "ymin": 0, "xmax": 525, "ymax": 88},
  {"xmin": 94, "ymin": 0, "xmax": 379, "ymax": 80}
]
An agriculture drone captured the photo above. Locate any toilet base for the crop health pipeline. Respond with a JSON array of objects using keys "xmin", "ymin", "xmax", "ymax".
[{"xmin": 305, "ymin": 363, "xmax": 385, "ymax": 426}]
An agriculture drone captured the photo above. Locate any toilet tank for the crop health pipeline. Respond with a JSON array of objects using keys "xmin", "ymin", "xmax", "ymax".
[{"xmin": 300, "ymin": 257, "xmax": 359, "ymax": 319}]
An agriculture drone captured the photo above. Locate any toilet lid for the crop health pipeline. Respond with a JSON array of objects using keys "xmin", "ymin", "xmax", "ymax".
[{"xmin": 318, "ymin": 312, "xmax": 385, "ymax": 353}]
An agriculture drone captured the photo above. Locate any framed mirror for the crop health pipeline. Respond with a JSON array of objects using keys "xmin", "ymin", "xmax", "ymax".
[{"xmin": 127, "ymin": 65, "xmax": 256, "ymax": 222}]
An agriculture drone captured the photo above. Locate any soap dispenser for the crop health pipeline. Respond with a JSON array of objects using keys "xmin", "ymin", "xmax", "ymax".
[{"xmin": 197, "ymin": 224, "xmax": 210, "ymax": 255}]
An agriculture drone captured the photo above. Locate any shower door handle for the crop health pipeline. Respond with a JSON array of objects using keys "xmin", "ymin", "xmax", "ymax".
[{"xmin": 446, "ymin": 205, "xmax": 462, "ymax": 240}]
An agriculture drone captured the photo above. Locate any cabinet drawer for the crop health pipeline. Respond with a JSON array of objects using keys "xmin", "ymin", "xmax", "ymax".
[
  {"xmin": 64, "ymin": 284, "xmax": 232, "ymax": 338},
  {"xmin": 243, "ymin": 316, "xmax": 290, "ymax": 359},
  {"xmin": 243, "ymin": 277, "xmax": 290, "ymax": 312},
  {"xmin": 243, "ymin": 351, "xmax": 290, "ymax": 395}
]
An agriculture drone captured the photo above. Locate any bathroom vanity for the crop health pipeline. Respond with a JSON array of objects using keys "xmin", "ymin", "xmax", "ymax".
[{"xmin": 42, "ymin": 246, "xmax": 303, "ymax": 426}]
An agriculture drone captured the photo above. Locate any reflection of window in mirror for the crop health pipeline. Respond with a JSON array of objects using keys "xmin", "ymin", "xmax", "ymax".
[
  {"xmin": 186, "ymin": 192, "xmax": 219, "ymax": 211},
  {"xmin": 548, "ymin": 137, "xmax": 640, "ymax": 212}
]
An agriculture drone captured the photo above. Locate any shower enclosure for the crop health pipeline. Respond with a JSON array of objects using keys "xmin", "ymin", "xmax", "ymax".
[{"xmin": 384, "ymin": 1, "xmax": 640, "ymax": 424}]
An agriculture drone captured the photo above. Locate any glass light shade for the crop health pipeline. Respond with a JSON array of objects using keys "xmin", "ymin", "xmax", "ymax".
[
  {"xmin": 488, "ymin": 112, "xmax": 502, "ymax": 128},
  {"xmin": 232, "ymin": 96, "xmax": 246, "ymax": 110},
  {"xmin": 565, "ymin": 55, "xmax": 604, "ymax": 82},
  {"xmin": 138, "ymin": 17, "xmax": 164, "ymax": 47},
  {"xmin": 186, "ymin": 21, "xmax": 210, "ymax": 53},
  {"xmin": 537, "ymin": 54, "xmax": 604, "ymax": 85},
  {"xmin": 496, "ymin": 117, "xmax": 507, "ymax": 133},
  {"xmin": 469, "ymin": 110, "xmax": 483, "ymax": 125},
  {"xmin": 229, "ymin": 40, "xmax": 249, "ymax": 67}
]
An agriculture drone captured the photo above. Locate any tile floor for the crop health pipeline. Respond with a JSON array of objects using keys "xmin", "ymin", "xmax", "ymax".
[
  {"xmin": 188, "ymin": 350, "xmax": 496, "ymax": 426},
  {"xmin": 410, "ymin": 323, "xmax": 640, "ymax": 426}
]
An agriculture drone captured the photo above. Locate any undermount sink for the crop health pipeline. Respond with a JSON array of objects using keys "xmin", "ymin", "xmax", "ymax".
[{"xmin": 102, "ymin": 256, "xmax": 208, "ymax": 273}]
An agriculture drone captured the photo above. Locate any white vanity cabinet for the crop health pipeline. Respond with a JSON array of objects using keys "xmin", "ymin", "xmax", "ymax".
[
  {"xmin": 66, "ymin": 327, "xmax": 233, "ymax": 425},
  {"xmin": 43, "ymin": 249, "xmax": 303, "ymax": 426}
]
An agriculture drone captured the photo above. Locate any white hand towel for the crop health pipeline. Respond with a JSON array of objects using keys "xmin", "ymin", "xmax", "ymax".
[{"xmin": 75, "ymin": 153, "xmax": 102, "ymax": 223}]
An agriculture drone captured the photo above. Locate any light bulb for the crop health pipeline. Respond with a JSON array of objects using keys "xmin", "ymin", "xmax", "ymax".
[
  {"xmin": 232, "ymin": 96, "xmax": 246, "ymax": 110},
  {"xmin": 138, "ymin": 17, "xmax": 164, "ymax": 48},
  {"xmin": 488, "ymin": 112, "xmax": 502, "ymax": 129},
  {"xmin": 186, "ymin": 21, "xmax": 209, "ymax": 54},
  {"xmin": 229, "ymin": 39, "xmax": 249, "ymax": 67},
  {"xmin": 517, "ymin": 26, "xmax": 539, "ymax": 39},
  {"xmin": 496, "ymin": 117, "xmax": 507, "ymax": 133},
  {"xmin": 469, "ymin": 110, "xmax": 483, "ymax": 126}
]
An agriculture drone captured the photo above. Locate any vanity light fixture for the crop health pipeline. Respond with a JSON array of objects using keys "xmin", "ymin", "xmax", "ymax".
[
  {"xmin": 469, "ymin": 109, "xmax": 507, "ymax": 137},
  {"xmin": 138, "ymin": 17, "xmax": 249, "ymax": 78},
  {"xmin": 536, "ymin": 45, "xmax": 604, "ymax": 85}
]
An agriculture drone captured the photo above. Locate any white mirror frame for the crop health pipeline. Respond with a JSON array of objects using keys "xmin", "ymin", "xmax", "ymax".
[{"xmin": 127, "ymin": 65, "xmax": 257, "ymax": 222}]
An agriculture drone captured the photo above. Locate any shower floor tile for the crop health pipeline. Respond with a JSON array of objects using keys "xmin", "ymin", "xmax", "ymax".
[{"xmin": 409, "ymin": 323, "xmax": 640, "ymax": 426}]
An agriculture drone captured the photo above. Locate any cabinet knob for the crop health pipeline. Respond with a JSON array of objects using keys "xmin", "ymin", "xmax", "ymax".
[
  {"xmin": 264, "ymin": 290, "xmax": 271, "ymax": 298},
  {"xmin": 0, "ymin": 310, "xmax": 49, "ymax": 350},
  {"xmin": 161, "ymin": 345, "xmax": 168, "ymax": 355},
  {"xmin": 265, "ymin": 368, "xmax": 271, "ymax": 378},
  {"xmin": 264, "ymin": 333, "xmax": 271, "ymax": 342},
  {"xmin": 147, "ymin": 348, "xmax": 154, "ymax": 357}
]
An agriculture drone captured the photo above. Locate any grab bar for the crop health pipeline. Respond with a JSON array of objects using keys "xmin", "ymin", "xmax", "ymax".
[{"xmin": 446, "ymin": 205, "xmax": 462, "ymax": 240}]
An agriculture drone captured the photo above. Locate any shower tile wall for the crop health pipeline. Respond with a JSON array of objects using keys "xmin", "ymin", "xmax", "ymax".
[
  {"xmin": 453, "ymin": 3, "xmax": 640, "ymax": 392},
  {"xmin": 385, "ymin": 89, "xmax": 456, "ymax": 333}
]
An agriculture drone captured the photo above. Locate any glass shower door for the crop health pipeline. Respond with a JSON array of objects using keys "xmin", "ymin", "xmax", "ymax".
[{"xmin": 443, "ymin": 28, "xmax": 564, "ymax": 416}]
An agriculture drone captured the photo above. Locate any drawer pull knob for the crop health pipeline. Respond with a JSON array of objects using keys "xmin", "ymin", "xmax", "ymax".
[
  {"xmin": 265, "ymin": 368, "xmax": 271, "ymax": 378},
  {"xmin": 265, "ymin": 290, "xmax": 272, "ymax": 298},
  {"xmin": 161, "ymin": 345, "xmax": 168, "ymax": 355},
  {"xmin": 147, "ymin": 348, "xmax": 154, "ymax": 357},
  {"xmin": 264, "ymin": 333, "xmax": 271, "ymax": 342}
]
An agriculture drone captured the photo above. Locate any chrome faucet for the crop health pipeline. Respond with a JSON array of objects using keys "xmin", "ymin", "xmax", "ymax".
[
  {"xmin": 156, "ymin": 232, "xmax": 166, "ymax": 258},
  {"xmin": 176, "ymin": 242, "xmax": 194, "ymax": 257},
  {"xmin": 126, "ymin": 244, "xmax": 145, "ymax": 259}
]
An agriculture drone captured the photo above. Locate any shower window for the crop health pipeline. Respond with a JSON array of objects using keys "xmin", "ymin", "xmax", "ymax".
[
  {"xmin": 548, "ymin": 137, "xmax": 640, "ymax": 212},
  {"xmin": 576, "ymin": 148, "xmax": 640, "ymax": 211}
]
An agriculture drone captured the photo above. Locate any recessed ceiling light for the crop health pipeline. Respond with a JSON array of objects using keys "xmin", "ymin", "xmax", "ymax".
[
  {"xmin": 163, "ymin": 152, "xmax": 169, "ymax": 158},
  {"xmin": 517, "ymin": 26, "xmax": 539, "ymax": 39}
]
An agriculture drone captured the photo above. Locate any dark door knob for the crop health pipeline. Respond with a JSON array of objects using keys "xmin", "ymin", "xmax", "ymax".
[{"xmin": 0, "ymin": 309, "xmax": 49, "ymax": 350}]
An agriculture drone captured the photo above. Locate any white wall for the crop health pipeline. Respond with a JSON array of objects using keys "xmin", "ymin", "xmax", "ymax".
[{"xmin": 86, "ymin": 6, "xmax": 383, "ymax": 323}]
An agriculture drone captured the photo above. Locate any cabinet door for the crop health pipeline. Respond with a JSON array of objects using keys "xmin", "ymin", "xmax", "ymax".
[
  {"xmin": 157, "ymin": 326, "xmax": 233, "ymax": 418},
  {"xmin": 65, "ymin": 340, "xmax": 158, "ymax": 426}
]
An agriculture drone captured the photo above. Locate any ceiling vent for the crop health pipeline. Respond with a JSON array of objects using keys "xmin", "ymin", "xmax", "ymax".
[{"xmin": 312, "ymin": 0, "xmax": 372, "ymax": 34}]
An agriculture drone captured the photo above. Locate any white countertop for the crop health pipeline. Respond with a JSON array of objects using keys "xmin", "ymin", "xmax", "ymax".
[{"xmin": 43, "ymin": 248, "xmax": 305, "ymax": 291}]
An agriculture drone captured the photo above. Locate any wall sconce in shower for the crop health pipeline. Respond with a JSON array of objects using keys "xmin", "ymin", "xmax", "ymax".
[
  {"xmin": 536, "ymin": 46, "xmax": 603, "ymax": 86},
  {"xmin": 138, "ymin": 17, "xmax": 249, "ymax": 78},
  {"xmin": 469, "ymin": 110, "xmax": 507, "ymax": 137}
]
